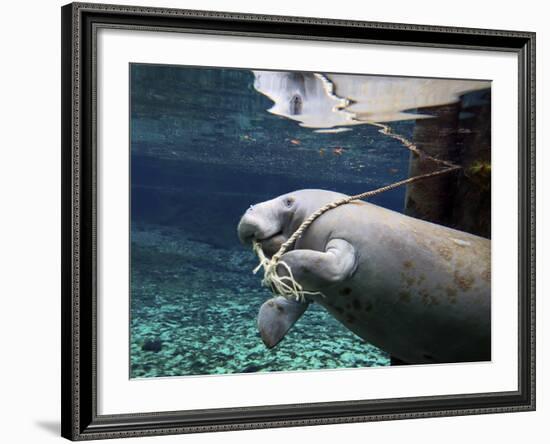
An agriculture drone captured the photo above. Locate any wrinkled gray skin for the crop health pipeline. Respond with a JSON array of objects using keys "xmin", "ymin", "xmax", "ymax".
[{"xmin": 237, "ymin": 189, "xmax": 491, "ymax": 364}]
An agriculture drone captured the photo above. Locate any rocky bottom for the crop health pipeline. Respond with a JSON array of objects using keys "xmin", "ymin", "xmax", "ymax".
[{"xmin": 130, "ymin": 223, "xmax": 390, "ymax": 378}]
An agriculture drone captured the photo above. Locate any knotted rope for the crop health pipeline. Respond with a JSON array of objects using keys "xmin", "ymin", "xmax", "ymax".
[{"xmin": 252, "ymin": 123, "xmax": 461, "ymax": 302}]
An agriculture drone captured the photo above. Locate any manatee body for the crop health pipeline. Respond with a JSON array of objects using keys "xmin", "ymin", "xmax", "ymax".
[{"xmin": 238, "ymin": 189, "xmax": 491, "ymax": 365}]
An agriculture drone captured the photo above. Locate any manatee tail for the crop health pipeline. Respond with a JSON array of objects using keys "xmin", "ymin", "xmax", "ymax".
[{"xmin": 257, "ymin": 296, "xmax": 309, "ymax": 348}]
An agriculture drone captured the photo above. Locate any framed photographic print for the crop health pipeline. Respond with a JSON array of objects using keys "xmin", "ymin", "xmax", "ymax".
[{"xmin": 61, "ymin": 2, "xmax": 536, "ymax": 440}]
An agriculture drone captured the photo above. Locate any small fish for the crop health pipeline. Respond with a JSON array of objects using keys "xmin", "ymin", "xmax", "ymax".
[
  {"xmin": 388, "ymin": 168, "xmax": 399, "ymax": 174},
  {"xmin": 333, "ymin": 147, "xmax": 344, "ymax": 156},
  {"xmin": 319, "ymin": 148, "xmax": 325, "ymax": 157},
  {"xmin": 290, "ymin": 139, "xmax": 301, "ymax": 145}
]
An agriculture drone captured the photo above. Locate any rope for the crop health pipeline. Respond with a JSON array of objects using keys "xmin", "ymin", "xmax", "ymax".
[
  {"xmin": 252, "ymin": 123, "xmax": 461, "ymax": 302},
  {"xmin": 370, "ymin": 122, "xmax": 458, "ymax": 169},
  {"xmin": 252, "ymin": 240, "xmax": 324, "ymax": 302}
]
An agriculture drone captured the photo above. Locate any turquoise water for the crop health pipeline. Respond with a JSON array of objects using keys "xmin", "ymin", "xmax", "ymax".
[{"xmin": 129, "ymin": 64, "xmax": 455, "ymax": 378}]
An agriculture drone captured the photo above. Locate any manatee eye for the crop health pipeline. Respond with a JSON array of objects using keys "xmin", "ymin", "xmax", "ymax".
[{"xmin": 284, "ymin": 197, "xmax": 295, "ymax": 208}]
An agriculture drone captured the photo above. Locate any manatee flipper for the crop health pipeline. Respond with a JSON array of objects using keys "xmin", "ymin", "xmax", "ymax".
[
  {"xmin": 276, "ymin": 238, "xmax": 357, "ymax": 290},
  {"xmin": 257, "ymin": 296, "xmax": 309, "ymax": 348}
]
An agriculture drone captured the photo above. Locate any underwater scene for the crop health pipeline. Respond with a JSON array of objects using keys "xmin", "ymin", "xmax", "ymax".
[{"xmin": 130, "ymin": 64, "xmax": 491, "ymax": 378}]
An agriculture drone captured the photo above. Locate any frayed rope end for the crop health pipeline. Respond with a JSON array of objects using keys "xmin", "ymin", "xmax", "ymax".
[{"xmin": 252, "ymin": 241, "xmax": 322, "ymax": 303}]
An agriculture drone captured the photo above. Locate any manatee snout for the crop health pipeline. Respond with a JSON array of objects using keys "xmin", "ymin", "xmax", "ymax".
[
  {"xmin": 237, "ymin": 202, "xmax": 287, "ymax": 256},
  {"xmin": 237, "ymin": 214, "xmax": 258, "ymax": 245},
  {"xmin": 237, "ymin": 209, "xmax": 276, "ymax": 244}
]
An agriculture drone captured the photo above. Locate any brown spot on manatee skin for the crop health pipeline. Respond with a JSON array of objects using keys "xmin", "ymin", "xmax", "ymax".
[
  {"xmin": 352, "ymin": 299, "xmax": 361, "ymax": 310},
  {"xmin": 430, "ymin": 296, "xmax": 440, "ymax": 305},
  {"xmin": 267, "ymin": 301, "xmax": 275, "ymax": 307},
  {"xmin": 398, "ymin": 291, "xmax": 411, "ymax": 303},
  {"xmin": 454, "ymin": 270, "xmax": 475, "ymax": 291},
  {"xmin": 437, "ymin": 245, "xmax": 453, "ymax": 261},
  {"xmin": 482, "ymin": 268, "xmax": 491, "ymax": 283},
  {"xmin": 405, "ymin": 276, "xmax": 415, "ymax": 287},
  {"xmin": 446, "ymin": 287, "xmax": 458, "ymax": 304},
  {"xmin": 340, "ymin": 287, "xmax": 352, "ymax": 296},
  {"xmin": 420, "ymin": 289, "xmax": 429, "ymax": 305},
  {"xmin": 419, "ymin": 289, "xmax": 439, "ymax": 306},
  {"xmin": 276, "ymin": 305, "xmax": 285, "ymax": 313},
  {"xmin": 403, "ymin": 260, "xmax": 414, "ymax": 269}
]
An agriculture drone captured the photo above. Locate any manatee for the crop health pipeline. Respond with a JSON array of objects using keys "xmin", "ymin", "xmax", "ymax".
[{"xmin": 237, "ymin": 189, "xmax": 491, "ymax": 364}]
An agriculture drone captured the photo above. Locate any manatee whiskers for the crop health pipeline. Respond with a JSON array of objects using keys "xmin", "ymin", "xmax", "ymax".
[{"xmin": 252, "ymin": 240, "xmax": 323, "ymax": 302}]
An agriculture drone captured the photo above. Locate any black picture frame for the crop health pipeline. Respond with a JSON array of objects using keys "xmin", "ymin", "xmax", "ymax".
[{"xmin": 61, "ymin": 2, "xmax": 536, "ymax": 440}]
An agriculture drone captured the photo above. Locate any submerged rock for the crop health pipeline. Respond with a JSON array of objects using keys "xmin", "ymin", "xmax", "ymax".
[
  {"xmin": 241, "ymin": 365, "xmax": 262, "ymax": 373},
  {"xmin": 142, "ymin": 338, "xmax": 163, "ymax": 353}
]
